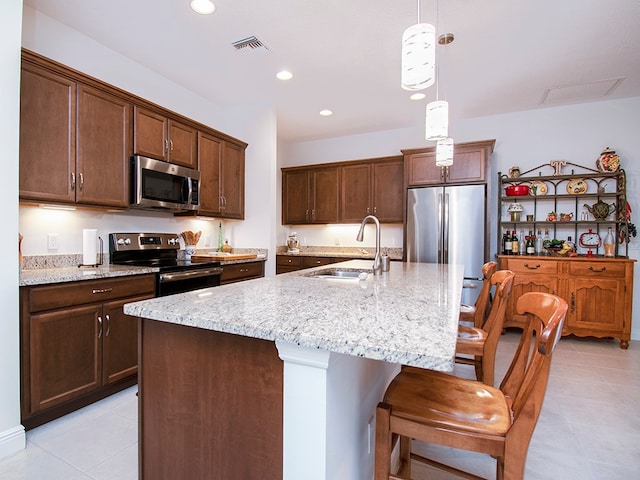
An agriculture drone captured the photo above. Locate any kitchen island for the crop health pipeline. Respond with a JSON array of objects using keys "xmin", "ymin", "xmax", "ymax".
[{"xmin": 124, "ymin": 260, "xmax": 464, "ymax": 480}]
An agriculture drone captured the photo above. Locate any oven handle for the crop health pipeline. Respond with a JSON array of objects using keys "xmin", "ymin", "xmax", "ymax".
[{"xmin": 159, "ymin": 267, "xmax": 223, "ymax": 283}]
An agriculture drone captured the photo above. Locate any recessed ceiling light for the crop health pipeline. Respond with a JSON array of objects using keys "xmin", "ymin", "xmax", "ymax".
[
  {"xmin": 319, "ymin": 109, "xmax": 333, "ymax": 116},
  {"xmin": 276, "ymin": 70, "xmax": 293, "ymax": 81},
  {"xmin": 190, "ymin": 0, "xmax": 215, "ymax": 15},
  {"xmin": 410, "ymin": 93, "xmax": 426, "ymax": 101}
]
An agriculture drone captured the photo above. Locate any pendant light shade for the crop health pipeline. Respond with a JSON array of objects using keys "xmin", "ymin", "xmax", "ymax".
[
  {"xmin": 401, "ymin": 23, "xmax": 436, "ymax": 91},
  {"xmin": 425, "ymin": 100, "xmax": 448, "ymax": 140},
  {"xmin": 436, "ymin": 137, "xmax": 454, "ymax": 166}
]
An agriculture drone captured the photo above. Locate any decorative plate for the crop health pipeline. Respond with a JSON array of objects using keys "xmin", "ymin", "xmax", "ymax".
[
  {"xmin": 566, "ymin": 178, "xmax": 588, "ymax": 195},
  {"xmin": 529, "ymin": 181, "xmax": 548, "ymax": 196}
]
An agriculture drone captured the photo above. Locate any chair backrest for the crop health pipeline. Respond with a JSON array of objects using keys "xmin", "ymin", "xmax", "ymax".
[
  {"xmin": 480, "ymin": 270, "xmax": 515, "ymax": 337},
  {"xmin": 472, "ymin": 261, "xmax": 498, "ymax": 327},
  {"xmin": 500, "ymin": 292, "xmax": 568, "ymax": 438}
]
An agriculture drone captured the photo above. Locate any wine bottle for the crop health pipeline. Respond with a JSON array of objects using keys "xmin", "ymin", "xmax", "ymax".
[
  {"xmin": 519, "ymin": 229, "xmax": 526, "ymax": 255},
  {"xmin": 511, "ymin": 230, "xmax": 519, "ymax": 255},
  {"xmin": 526, "ymin": 230, "xmax": 535, "ymax": 255},
  {"xmin": 503, "ymin": 229, "xmax": 512, "ymax": 255},
  {"xmin": 604, "ymin": 227, "xmax": 615, "ymax": 257}
]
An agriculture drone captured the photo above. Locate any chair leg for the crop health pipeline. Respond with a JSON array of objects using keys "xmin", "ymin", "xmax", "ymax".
[
  {"xmin": 398, "ymin": 435, "xmax": 412, "ymax": 478},
  {"xmin": 375, "ymin": 403, "xmax": 392, "ymax": 480},
  {"xmin": 474, "ymin": 355, "xmax": 484, "ymax": 384}
]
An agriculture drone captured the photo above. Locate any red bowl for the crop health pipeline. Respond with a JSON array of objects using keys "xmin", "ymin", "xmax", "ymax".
[{"xmin": 505, "ymin": 185, "xmax": 530, "ymax": 196}]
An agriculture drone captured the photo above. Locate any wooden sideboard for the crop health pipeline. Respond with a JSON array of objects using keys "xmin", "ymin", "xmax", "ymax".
[{"xmin": 498, "ymin": 255, "xmax": 634, "ymax": 349}]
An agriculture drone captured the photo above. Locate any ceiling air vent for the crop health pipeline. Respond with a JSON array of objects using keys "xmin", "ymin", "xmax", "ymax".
[
  {"xmin": 540, "ymin": 78, "xmax": 624, "ymax": 105},
  {"xmin": 232, "ymin": 36, "xmax": 269, "ymax": 54}
]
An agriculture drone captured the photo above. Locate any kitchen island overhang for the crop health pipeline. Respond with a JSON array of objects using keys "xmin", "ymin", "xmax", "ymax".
[{"xmin": 125, "ymin": 260, "xmax": 464, "ymax": 479}]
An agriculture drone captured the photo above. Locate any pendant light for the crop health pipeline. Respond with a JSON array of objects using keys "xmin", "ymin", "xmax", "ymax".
[
  {"xmin": 436, "ymin": 137, "xmax": 454, "ymax": 166},
  {"xmin": 401, "ymin": 1, "xmax": 435, "ymax": 91}
]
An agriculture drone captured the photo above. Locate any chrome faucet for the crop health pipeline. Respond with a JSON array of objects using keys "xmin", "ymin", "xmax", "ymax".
[{"xmin": 356, "ymin": 215, "xmax": 381, "ymax": 274}]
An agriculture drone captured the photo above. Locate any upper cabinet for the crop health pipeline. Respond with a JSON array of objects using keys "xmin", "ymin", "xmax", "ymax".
[
  {"xmin": 196, "ymin": 132, "xmax": 246, "ymax": 219},
  {"xmin": 340, "ymin": 156, "xmax": 403, "ymax": 223},
  {"xmin": 282, "ymin": 166, "xmax": 340, "ymax": 224},
  {"xmin": 133, "ymin": 106, "xmax": 197, "ymax": 169},
  {"xmin": 403, "ymin": 139, "xmax": 495, "ymax": 186},
  {"xmin": 20, "ymin": 60, "xmax": 131, "ymax": 208},
  {"xmin": 19, "ymin": 50, "xmax": 247, "ymax": 214}
]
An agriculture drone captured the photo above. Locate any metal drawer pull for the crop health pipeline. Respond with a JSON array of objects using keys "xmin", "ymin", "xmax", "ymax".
[
  {"xmin": 105, "ymin": 314, "xmax": 110, "ymax": 337},
  {"xmin": 98, "ymin": 316, "xmax": 103, "ymax": 338},
  {"xmin": 588, "ymin": 266, "xmax": 606, "ymax": 272},
  {"xmin": 524, "ymin": 264, "xmax": 541, "ymax": 270},
  {"xmin": 92, "ymin": 288, "xmax": 113, "ymax": 294}
]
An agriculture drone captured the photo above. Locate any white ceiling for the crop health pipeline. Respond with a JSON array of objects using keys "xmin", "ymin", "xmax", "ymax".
[{"xmin": 24, "ymin": 0, "xmax": 640, "ymax": 143}]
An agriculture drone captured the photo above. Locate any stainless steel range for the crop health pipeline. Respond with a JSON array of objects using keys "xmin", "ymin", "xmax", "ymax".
[{"xmin": 109, "ymin": 232, "xmax": 222, "ymax": 296}]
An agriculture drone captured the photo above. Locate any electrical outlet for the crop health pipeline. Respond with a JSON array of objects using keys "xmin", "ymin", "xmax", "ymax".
[
  {"xmin": 204, "ymin": 235, "xmax": 211, "ymax": 247},
  {"xmin": 47, "ymin": 233, "xmax": 59, "ymax": 250}
]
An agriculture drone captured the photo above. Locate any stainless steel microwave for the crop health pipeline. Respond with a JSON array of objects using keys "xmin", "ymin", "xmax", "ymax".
[{"xmin": 130, "ymin": 155, "xmax": 200, "ymax": 211}]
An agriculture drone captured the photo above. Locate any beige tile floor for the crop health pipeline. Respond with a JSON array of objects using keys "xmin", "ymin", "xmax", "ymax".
[{"xmin": 0, "ymin": 332, "xmax": 638, "ymax": 479}]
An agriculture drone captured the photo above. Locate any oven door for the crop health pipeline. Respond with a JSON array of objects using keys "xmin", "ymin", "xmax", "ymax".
[{"xmin": 157, "ymin": 267, "xmax": 223, "ymax": 296}]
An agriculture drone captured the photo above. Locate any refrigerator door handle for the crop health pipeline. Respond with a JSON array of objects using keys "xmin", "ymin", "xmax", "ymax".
[
  {"xmin": 437, "ymin": 193, "xmax": 443, "ymax": 261},
  {"xmin": 443, "ymin": 193, "xmax": 450, "ymax": 263}
]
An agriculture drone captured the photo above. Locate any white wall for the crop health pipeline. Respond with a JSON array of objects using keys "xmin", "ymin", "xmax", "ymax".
[
  {"xmin": 282, "ymin": 97, "xmax": 640, "ymax": 340},
  {"xmin": 0, "ymin": 0, "xmax": 26, "ymax": 460}
]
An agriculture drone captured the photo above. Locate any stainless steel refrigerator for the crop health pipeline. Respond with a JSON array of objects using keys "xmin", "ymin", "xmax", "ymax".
[{"xmin": 406, "ymin": 184, "xmax": 487, "ymax": 306}]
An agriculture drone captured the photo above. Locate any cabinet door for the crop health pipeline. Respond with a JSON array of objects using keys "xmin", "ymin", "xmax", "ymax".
[
  {"xmin": 282, "ymin": 170, "xmax": 310, "ymax": 224},
  {"xmin": 19, "ymin": 63, "xmax": 76, "ymax": 203},
  {"xmin": 134, "ymin": 106, "xmax": 168, "ymax": 160},
  {"xmin": 446, "ymin": 148, "xmax": 486, "ymax": 183},
  {"xmin": 198, "ymin": 132, "xmax": 223, "ymax": 215},
  {"xmin": 220, "ymin": 142, "xmax": 245, "ymax": 219},
  {"xmin": 406, "ymin": 152, "xmax": 444, "ymax": 186},
  {"xmin": 103, "ymin": 295, "xmax": 152, "ymax": 385},
  {"xmin": 77, "ymin": 85, "xmax": 132, "ymax": 207},
  {"xmin": 567, "ymin": 277, "xmax": 625, "ymax": 333},
  {"xmin": 372, "ymin": 160, "xmax": 403, "ymax": 222},
  {"xmin": 340, "ymin": 163, "xmax": 371, "ymax": 223},
  {"xmin": 310, "ymin": 167, "xmax": 340, "ymax": 223},
  {"xmin": 168, "ymin": 119, "xmax": 197, "ymax": 169},
  {"xmin": 29, "ymin": 305, "xmax": 101, "ymax": 412}
]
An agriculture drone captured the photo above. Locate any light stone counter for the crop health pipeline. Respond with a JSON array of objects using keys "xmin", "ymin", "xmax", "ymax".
[
  {"xmin": 124, "ymin": 259, "xmax": 463, "ymax": 371},
  {"xmin": 19, "ymin": 264, "xmax": 158, "ymax": 286}
]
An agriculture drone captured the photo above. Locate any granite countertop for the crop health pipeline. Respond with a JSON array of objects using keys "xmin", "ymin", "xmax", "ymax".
[
  {"xmin": 20, "ymin": 264, "xmax": 158, "ymax": 286},
  {"xmin": 276, "ymin": 246, "xmax": 403, "ymax": 260},
  {"xmin": 124, "ymin": 260, "xmax": 463, "ymax": 371}
]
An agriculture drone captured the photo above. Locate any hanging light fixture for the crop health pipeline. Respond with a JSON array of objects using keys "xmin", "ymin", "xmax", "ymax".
[
  {"xmin": 436, "ymin": 137, "xmax": 454, "ymax": 166},
  {"xmin": 425, "ymin": 100, "xmax": 448, "ymax": 140},
  {"xmin": 401, "ymin": 1, "xmax": 435, "ymax": 91}
]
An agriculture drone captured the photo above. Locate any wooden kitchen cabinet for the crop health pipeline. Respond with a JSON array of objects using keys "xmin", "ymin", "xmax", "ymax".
[
  {"xmin": 403, "ymin": 139, "xmax": 495, "ymax": 186},
  {"xmin": 499, "ymin": 255, "xmax": 634, "ymax": 349},
  {"xmin": 340, "ymin": 156, "xmax": 403, "ymax": 223},
  {"xmin": 133, "ymin": 105, "xmax": 197, "ymax": 169},
  {"xmin": 275, "ymin": 255, "xmax": 359, "ymax": 274},
  {"xmin": 192, "ymin": 132, "xmax": 246, "ymax": 219},
  {"xmin": 20, "ymin": 274, "xmax": 156, "ymax": 429},
  {"xmin": 20, "ymin": 55, "xmax": 132, "ymax": 208},
  {"xmin": 220, "ymin": 261, "xmax": 265, "ymax": 284},
  {"xmin": 282, "ymin": 166, "xmax": 340, "ymax": 224}
]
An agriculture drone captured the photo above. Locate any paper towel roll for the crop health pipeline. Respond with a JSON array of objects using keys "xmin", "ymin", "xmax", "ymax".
[{"xmin": 82, "ymin": 229, "xmax": 98, "ymax": 265}]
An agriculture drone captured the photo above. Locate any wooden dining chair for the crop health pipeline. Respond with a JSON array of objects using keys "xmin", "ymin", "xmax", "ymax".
[
  {"xmin": 375, "ymin": 292, "xmax": 568, "ymax": 480},
  {"xmin": 455, "ymin": 269, "xmax": 515, "ymax": 386},
  {"xmin": 459, "ymin": 261, "xmax": 497, "ymax": 328}
]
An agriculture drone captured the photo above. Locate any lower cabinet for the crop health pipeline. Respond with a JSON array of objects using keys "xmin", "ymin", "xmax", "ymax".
[
  {"xmin": 498, "ymin": 256, "xmax": 634, "ymax": 349},
  {"xmin": 220, "ymin": 261, "xmax": 265, "ymax": 285},
  {"xmin": 20, "ymin": 274, "xmax": 156, "ymax": 429},
  {"xmin": 276, "ymin": 255, "xmax": 359, "ymax": 275}
]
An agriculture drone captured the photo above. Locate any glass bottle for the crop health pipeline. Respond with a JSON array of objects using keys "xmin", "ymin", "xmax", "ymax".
[
  {"xmin": 519, "ymin": 229, "xmax": 526, "ymax": 255},
  {"xmin": 542, "ymin": 228, "xmax": 550, "ymax": 255},
  {"xmin": 217, "ymin": 222, "xmax": 224, "ymax": 252},
  {"xmin": 604, "ymin": 227, "xmax": 615, "ymax": 257},
  {"xmin": 511, "ymin": 230, "xmax": 519, "ymax": 255},
  {"xmin": 535, "ymin": 228, "xmax": 543, "ymax": 255},
  {"xmin": 503, "ymin": 229, "xmax": 512, "ymax": 255},
  {"xmin": 526, "ymin": 230, "xmax": 536, "ymax": 255}
]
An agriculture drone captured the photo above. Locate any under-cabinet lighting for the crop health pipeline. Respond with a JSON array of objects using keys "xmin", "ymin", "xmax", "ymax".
[{"xmin": 40, "ymin": 204, "xmax": 77, "ymax": 211}]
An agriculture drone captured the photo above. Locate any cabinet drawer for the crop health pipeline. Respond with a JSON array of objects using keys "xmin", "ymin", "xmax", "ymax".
[
  {"xmin": 568, "ymin": 261, "xmax": 625, "ymax": 278},
  {"xmin": 276, "ymin": 255, "xmax": 303, "ymax": 267},
  {"xmin": 302, "ymin": 256, "xmax": 337, "ymax": 268},
  {"xmin": 29, "ymin": 274, "xmax": 156, "ymax": 313},
  {"xmin": 503, "ymin": 258, "xmax": 558, "ymax": 274},
  {"xmin": 221, "ymin": 262, "xmax": 265, "ymax": 283}
]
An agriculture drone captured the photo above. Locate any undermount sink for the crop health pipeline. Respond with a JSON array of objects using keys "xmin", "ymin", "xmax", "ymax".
[{"xmin": 306, "ymin": 268, "xmax": 371, "ymax": 280}]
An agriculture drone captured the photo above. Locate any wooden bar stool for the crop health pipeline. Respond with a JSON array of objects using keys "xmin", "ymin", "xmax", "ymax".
[
  {"xmin": 375, "ymin": 292, "xmax": 568, "ymax": 480},
  {"xmin": 459, "ymin": 261, "xmax": 497, "ymax": 328},
  {"xmin": 455, "ymin": 270, "xmax": 515, "ymax": 386}
]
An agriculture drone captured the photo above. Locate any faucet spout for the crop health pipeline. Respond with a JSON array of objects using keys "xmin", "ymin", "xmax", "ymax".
[{"xmin": 356, "ymin": 215, "xmax": 381, "ymax": 273}]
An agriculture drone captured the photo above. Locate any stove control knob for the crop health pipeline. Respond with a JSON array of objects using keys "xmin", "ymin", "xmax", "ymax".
[
  {"xmin": 168, "ymin": 238, "xmax": 177, "ymax": 245},
  {"xmin": 118, "ymin": 238, "xmax": 131, "ymax": 245},
  {"xmin": 117, "ymin": 238, "xmax": 126, "ymax": 245}
]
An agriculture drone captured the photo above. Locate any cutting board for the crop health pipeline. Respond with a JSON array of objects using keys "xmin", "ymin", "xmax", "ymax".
[{"xmin": 192, "ymin": 253, "xmax": 258, "ymax": 261}]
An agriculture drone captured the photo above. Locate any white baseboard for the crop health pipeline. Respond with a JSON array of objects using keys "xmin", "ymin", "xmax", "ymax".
[{"xmin": 0, "ymin": 425, "xmax": 26, "ymax": 461}]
